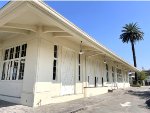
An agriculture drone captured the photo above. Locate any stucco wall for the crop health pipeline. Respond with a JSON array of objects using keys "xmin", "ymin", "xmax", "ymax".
[
  {"xmin": 33, "ymin": 35, "xmax": 84, "ymax": 106},
  {"xmin": 21, "ymin": 38, "xmax": 39, "ymax": 106},
  {"xmin": 0, "ymin": 33, "xmax": 131, "ymax": 107},
  {"xmin": 84, "ymin": 87, "xmax": 109, "ymax": 97},
  {"xmin": 0, "ymin": 34, "xmax": 39, "ymax": 106}
]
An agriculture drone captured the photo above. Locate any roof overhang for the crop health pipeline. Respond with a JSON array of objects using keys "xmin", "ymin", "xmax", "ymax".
[{"xmin": 0, "ymin": 1, "xmax": 140, "ymax": 72}]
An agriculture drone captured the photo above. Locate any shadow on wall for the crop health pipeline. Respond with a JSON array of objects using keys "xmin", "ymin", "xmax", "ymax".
[
  {"xmin": 0, "ymin": 100, "xmax": 18, "ymax": 108},
  {"xmin": 127, "ymin": 89, "xmax": 150, "ymax": 109}
]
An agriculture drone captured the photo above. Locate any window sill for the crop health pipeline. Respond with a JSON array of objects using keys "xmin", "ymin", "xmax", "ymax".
[{"xmin": 0, "ymin": 80, "xmax": 23, "ymax": 83}]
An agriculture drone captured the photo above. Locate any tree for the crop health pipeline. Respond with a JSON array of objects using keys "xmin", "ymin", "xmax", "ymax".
[
  {"xmin": 120, "ymin": 23, "xmax": 144, "ymax": 83},
  {"xmin": 137, "ymin": 71, "xmax": 147, "ymax": 85}
]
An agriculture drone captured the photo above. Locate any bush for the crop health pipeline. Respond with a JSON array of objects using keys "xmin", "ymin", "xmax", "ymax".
[
  {"xmin": 131, "ymin": 83, "xmax": 141, "ymax": 87},
  {"xmin": 137, "ymin": 71, "xmax": 147, "ymax": 81}
]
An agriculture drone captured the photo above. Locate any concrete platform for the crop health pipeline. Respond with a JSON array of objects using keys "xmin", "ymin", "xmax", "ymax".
[{"xmin": 0, "ymin": 86, "xmax": 149, "ymax": 113}]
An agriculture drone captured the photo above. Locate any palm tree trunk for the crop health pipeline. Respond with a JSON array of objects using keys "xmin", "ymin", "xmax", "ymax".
[
  {"xmin": 131, "ymin": 41, "xmax": 138, "ymax": 83},
  {"xmin": 131, "ymin": 42, "xmax": 137, "ymax": 67}
]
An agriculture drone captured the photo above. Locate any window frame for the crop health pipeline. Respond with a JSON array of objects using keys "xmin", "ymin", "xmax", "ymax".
[
  {"xmin": 78, "ymin": 54, "xmax": 81, "ymax": 81},
  {"xmin": 52, "ymin": 45, "xmax": 58, "ymax": 81},
  {"xmin": 112, "ymin": 66, "xmax": 115, "ymax": 82},
  {"xmin": 106, "ymin": 64, "xmax": 109, "ymax": 82},
  {"xmin": 18, "ymin": 59, "xmax": 25, "ymax": 80},
  {"xmin": 1, "ymin": 43, "xmax": 27, "ymax": 81},
  {"xmin": 15, "ymin": 46, "xmax": 20, "ymax": 58}
]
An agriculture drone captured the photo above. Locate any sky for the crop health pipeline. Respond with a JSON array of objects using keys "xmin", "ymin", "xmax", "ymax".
[{"xmin": 0, "ymin": 1, "xmax": 150, "ymax": 70}]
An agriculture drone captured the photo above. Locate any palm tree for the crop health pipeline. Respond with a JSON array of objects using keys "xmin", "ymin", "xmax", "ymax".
[{"xmin": 120, "ymin": 23, "xmax": 144, "ymax": 83}]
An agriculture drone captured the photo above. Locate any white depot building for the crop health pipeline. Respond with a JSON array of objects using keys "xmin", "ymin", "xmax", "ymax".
[{"xmin": 0, "ymin": 1, "xmax": 138, "ymax": 107}]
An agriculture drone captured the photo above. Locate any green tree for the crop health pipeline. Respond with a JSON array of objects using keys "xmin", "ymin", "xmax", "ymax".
[
  {"xmin": 138, "ymin": 71, "xmax": 147, "ymax": 85},
  {"xmin": 120, "ymin": 23, "xmax": 144, "ymax": 83}
]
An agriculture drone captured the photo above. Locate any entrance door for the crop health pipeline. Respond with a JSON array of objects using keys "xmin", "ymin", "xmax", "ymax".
[{"xmin": 61, "ymin": 47, "xmax": 75, "ymax": 95}]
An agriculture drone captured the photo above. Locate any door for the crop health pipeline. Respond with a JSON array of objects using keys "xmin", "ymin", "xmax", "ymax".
[
  {"xmin": 86, "ymin": 57, "xmax": 95, "ymax": 87},
  {"xmin": 95, "ymin": 60, "xmax": 101, "ymax": 86},
  {"xmin": 61, "ymin": 47, "xmax": 75, "ymax": 95}
]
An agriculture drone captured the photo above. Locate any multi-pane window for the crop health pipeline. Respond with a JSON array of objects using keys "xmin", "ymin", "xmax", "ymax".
[
  {"xmin": 9, "ymin": 48, "xmax": 14, "ymax": 59},
  {"xmin": 18, "ymin": 59, "xmax": 25, "ymax": 80},
  {"xmin": 54, "ymin": 45, "xmax": 57, "ymax": 58},
  {"xmin": 112, "ymin": 66, "xmax": 115, "ymax": 82},
  {"xmin": 53, "ymin": 60, "xmax": 57, "ymax": 80},
  {"xmin": 78, "ymin": 54, "xmax": 81, "ymax": 81},
  {"xmin": 12, "ymin": 60, "xmax": 19, "ymax": 80},
  {"xmin": 15, "ymin": 46, "xmax": 20, "ymax": 58},
  {"xmin": 7, "ymin": 61, "xmax": 13, "ymax": 80},
  {"xmin": 117, "ymin": 69, "xmax": 122, "ymax": 82},
  {"xmin": 4, "ymin": 49, "xmax": 9, "ymax": 60},
  {"xmin": 106, "ymin": 64, "xmax": 109, "ymax": 82},
  {"xmin": 1, "ymin": 63, "xmax": 6, "ymax": 80},
  {"xmin": 1, "ymin": 44, "xmax": 27, "ymax": 80},
  {"xmin": 21, "ymin": 44, "xmax": 27, "ymax": 57},
  {"xmin": 5, "ymin": 61, "xmax": 11, "ymax": 80},
  {"xmin": 53, "ymin": 45, "xmax": 58, "ymax": 80}
]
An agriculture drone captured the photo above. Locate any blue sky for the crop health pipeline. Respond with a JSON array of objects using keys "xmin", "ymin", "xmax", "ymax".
[{"xmin": 0, "ymin": 1, "xmax": 150, "ymax": 70}]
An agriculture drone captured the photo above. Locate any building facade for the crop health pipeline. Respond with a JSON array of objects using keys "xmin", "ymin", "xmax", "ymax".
[{"xmin": 0, "ymin": 1, "xmax": 138, "ymax": 107}]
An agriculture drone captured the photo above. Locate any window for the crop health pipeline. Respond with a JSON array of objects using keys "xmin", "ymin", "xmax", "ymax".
[
  {"xmin": 7, "ymin": 61, "xmax": 13, "ymax": 80},
  {"xmin": 117, "ymin": 69, "xmax": 122, "ymax": 82},
  {"xmin": 12, "ymin": 60, "xmax": 19, "ymax": 80},
  {"xmin": 53, "ymin": 60, "xmax": 57, "ymax": 80},
  {"xmin": 4, "ymin": 49, "xmax": 9, "ymax": 60},
  {"xmin": 78, "ymin": 54, "xmax": 81, "ymax": 81},
  {"xmin": 18, "ymin": 59, "xmax": 25, "ymax": 80},
  {"xmin": 6, "ymin": 61, "xmax": 11, "ymax": 80},
  {"xmin": 53, "ymin": 45, "xmax": 58, "ymax": 80},
  {"xmin": 54, "ymin": 45, "xmax": 57, "ymax": 58},
  {"xmin": 15, "ymin": 46, "xmax": 20, "ymax": 58},
  {"xmin": 106, "ymin": 64, "xmax": 109, "ymax": 82},
  {"xmin": 9, "ymin": 48, "xmax": 14, "ymax": 59},
  {"xmin": 112, "ymin": 66, "xmax": 115, "ymax": 82},
  {"xmin": 1, "ymin": 44, "xmax": 27, "ymax": 80},
  {"xmin": 21, "ymin": 44, "xmax": 27, "ymax": 57},
  {"xmin": 1, "ymin": 63, "xmax": 6, "ymax": 80}
]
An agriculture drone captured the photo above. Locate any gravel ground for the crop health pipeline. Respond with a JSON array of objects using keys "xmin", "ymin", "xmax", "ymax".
[{"xmin": 0, "ymin": 86, "xmax": 150, "ymax": 113}]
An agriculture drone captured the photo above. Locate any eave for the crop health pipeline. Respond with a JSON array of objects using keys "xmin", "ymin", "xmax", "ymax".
[{"xmin": 0, "ymin": 0, "xmax": 140, "ymax": 72}]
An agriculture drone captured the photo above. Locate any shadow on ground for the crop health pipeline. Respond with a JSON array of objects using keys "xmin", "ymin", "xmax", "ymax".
[
  {"xmin": 145, "ymin": 99, "xmax": 150, "ymax": 109},
  {"xmin": 127, "ymin": 89, "xmax": 150, "ymax": 109},
  {"xmin": 0, "ymin": 100, "xmax": 17, "ymax": 108}
]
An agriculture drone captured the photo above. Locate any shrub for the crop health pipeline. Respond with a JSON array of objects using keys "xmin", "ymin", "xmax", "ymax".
[{"xmin": 131, "ymin": 83, "xmax": 141, "ymax": 87}]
